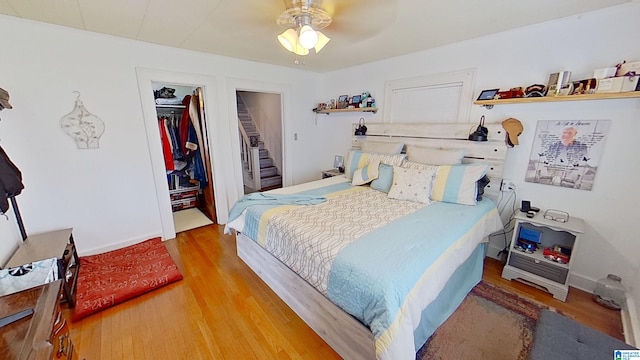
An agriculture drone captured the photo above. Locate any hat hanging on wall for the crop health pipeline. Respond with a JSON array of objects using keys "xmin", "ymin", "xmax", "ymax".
[
  {"xmin": 502, "ymin": 118, "xmax": 523, "ymax": 147},
  {"xmin": 468, "ymin": 115, "xmax": 488, "ymax": 141},
  {"xmin": 0, "ymin": 87, "xmax": 13, "ymax": 110}
]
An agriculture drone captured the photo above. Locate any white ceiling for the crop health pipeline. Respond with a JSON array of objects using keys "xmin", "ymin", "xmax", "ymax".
[{"xmin": 0, "ymin": 0, "xmax": 630, "ymax": 72}]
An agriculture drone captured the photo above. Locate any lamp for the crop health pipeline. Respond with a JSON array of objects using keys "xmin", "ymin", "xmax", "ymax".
[
  {"xmin": 314, "ymin": 31, "xmax": 330, "ymax": 52},
  {"xmin": 298, "ymin": 25, "xmax": 318, "ymax": 49},
  {"xmin": 277, "ymin": 28, "xmax": 298, "ymax": 52},
  {"xmin": 276, "ymin": 0, "xmax": 332, "ymax": 58}
]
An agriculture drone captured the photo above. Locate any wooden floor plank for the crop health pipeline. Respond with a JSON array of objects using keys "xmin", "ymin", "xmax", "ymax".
[{"xmin": 65, "ymin": 224, "xmax": 624, "ymax": 359}]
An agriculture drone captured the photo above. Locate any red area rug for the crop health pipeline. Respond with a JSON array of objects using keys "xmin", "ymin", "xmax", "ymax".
[{"xmin": 72, "ymin": 237, "xmax": 182, "ymax": 321}]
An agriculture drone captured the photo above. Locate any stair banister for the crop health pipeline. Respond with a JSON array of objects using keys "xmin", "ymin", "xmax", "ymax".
[{"xmin": 238, "ymin": 119, "xmax": 262, "ymax": 190}]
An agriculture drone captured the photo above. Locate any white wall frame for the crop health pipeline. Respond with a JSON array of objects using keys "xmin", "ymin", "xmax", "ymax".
[{"xmin": 383, "ymin": 69, "xmax": 476, "ymax": 123}]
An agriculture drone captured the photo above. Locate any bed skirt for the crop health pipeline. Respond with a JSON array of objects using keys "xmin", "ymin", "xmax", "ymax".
[{"xmin": 235, "ymin": 231, "xmax": 486, "ymax": 360}]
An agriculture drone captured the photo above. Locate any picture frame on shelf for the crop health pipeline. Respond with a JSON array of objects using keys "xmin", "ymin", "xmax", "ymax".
[
  {"xmin": 351, "ymin": 94, "xmax": 361, "ymax": 105},
  {"xmin": 333, "ymin": 154, "xmax": 344, "ymax": 170},
  {"xmin": 338, "ymin": 95, "xmax": 348, "ymax": 109},
  {"xmin": 477, "ymin": 89, "xmax": 499, "ymax": 101}
]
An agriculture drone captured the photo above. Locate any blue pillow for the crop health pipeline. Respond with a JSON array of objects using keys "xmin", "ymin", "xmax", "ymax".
[{"xmin": 370, "ymin": 163, "xmax": 394, "ymax": 193}]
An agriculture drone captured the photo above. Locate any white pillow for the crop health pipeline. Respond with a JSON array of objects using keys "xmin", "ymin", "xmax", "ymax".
[
  {"xmin": 388, "ymin": 166, "xmax": 435, "ymax": 204},
  {"xmin": 360, "ymin": 141, "xmax": 404, "ymax": 155},
  {"xmin": 405, "ymin": 145, "xmax": 465, "ymax": 165}
]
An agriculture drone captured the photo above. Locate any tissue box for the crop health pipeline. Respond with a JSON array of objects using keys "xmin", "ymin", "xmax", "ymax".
[
  {"xmin": 593, "ymin": 67, "xmax": 617, "ymax": 79},
  {"xmin": 595, "ymin": 77, "xmax": 624, "ymax": 93},
  {"xmin": 621, "ymin": 75, "xmax": 640, "ymax": 92}
]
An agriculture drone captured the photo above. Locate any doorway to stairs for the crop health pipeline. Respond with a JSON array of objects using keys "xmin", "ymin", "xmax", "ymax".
[{"xmin": 236, "ymin": 91, "xmax": 283, "ymax": 194}]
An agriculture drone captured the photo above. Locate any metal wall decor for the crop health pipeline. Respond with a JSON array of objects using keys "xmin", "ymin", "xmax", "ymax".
[{"xmin": 60, "ymin": 91, "xmax": 105, "ymax": 149}]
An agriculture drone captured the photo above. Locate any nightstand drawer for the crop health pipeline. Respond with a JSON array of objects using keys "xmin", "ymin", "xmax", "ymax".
[{"xmin": 508, "ymin": 253, "xmax": 568, "ymax": 284}]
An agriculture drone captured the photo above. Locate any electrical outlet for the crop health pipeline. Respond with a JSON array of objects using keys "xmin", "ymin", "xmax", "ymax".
[{"xmin": 500, "ymin": 179, "xmax": 515, "ymax": 192}]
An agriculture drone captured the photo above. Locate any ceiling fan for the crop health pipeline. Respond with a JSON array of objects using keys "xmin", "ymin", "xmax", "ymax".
[{"xmin": 274, "ymin": 0, "xmax": 397, "ymax": 61}]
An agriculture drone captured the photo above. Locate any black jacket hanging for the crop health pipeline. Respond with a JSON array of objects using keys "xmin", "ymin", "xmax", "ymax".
[{"xmin": 0, "ymin": 145, "xmax": 24, "ymax": 213}]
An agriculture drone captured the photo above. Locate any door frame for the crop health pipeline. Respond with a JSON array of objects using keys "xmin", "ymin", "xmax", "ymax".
[
  {"xmin": 227, "ymin": 78, "xmax": 291, "ymax": 188},
  {"xmin": 136, "ymin": 68, "xmax": 239, "ymax": 240}
]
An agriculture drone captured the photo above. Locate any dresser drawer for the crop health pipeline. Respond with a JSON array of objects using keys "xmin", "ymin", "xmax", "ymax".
[{"xmin": 508, "ymin": 252, "xmax": 568, "ymax": 284}]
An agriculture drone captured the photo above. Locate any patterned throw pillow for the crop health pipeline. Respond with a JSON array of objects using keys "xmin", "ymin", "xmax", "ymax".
[
  {"xmin": 388, "ymin": 166, "xmax": 436, "ymax": 204},
  {"xmin": 344, "ymin": 150, "xmax": 406, "ymax": 179},
  {"xmin": 352, "ymin": 159, "xmax": 381, "ymax": 186},
  {"xmin": 401, "ymin": 160, "xmax": 439, "ymax": 171},
  {"xmin": 431, "ymin": 164, "xmax": 489, "ymax": 205}
]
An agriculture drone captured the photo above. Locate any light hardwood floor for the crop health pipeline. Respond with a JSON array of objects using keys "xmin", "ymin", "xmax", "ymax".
[{"xmin": 66, "ymin": 224, "xmax": 624, "ymax": 359}]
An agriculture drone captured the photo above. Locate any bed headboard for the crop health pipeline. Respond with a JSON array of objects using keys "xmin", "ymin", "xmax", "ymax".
[{"xmin": 351, "ymin": 122, "xmax": 507, "ymax": 198}]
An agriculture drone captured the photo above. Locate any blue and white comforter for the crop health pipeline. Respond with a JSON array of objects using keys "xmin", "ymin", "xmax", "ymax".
[{"xmin": 225, "ymin": 177, "xmax": 503, "ymax": 359}]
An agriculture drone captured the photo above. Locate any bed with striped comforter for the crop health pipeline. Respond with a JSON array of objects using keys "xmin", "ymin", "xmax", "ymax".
[{"xmin": 225, "ymin": 176, "xmax": 503, "ymax": 359}]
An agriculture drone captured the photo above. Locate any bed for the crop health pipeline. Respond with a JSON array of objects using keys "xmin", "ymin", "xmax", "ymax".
[{"xmin": 225, "ymin": 122, "xmax": 507, "ymax": 360}]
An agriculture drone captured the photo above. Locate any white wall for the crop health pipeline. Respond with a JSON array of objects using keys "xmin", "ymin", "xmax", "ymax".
[
  {"xmin": 316, "ymin": 2, "xmax": 640, "ymax": 336},
  {"xmin": 0, "ymin": 14, "xmax": 322, "ymax": 259}
]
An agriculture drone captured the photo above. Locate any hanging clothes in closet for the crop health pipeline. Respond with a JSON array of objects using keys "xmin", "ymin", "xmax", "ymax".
[
  {"xmin": 182, "ymin": 94, "xmax": 208, "ymax": 188},
  {"xmin": 157, "ymin": 94, "xmax": 208, "ymax": 191}
]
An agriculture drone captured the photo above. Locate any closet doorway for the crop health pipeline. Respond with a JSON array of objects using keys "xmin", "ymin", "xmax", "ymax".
[{"xmin": 153, "ymin": 83, "xmax": 216, "ymax": 233}]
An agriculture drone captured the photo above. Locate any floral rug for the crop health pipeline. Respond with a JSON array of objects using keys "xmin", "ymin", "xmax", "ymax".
[{"xmin": 417, "ymin": 281, "xmax": 550, "ymax": 360}]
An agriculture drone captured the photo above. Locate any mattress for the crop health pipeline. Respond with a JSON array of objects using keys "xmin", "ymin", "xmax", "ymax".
[{"xmin": 226, "ymin": 176, "xmax": 503, "ymax": 359}]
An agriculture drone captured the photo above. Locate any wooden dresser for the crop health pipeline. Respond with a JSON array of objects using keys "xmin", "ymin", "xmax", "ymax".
[{"xmin": 0, "ymin": 280, "xmax": 76, "ymax": 360}]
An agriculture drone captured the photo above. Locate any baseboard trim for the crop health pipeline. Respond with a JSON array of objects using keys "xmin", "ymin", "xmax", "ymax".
[
  {"xmin": 486, "ymin": 243, "xmax": 504, "ymax": 260},
  {"xmin": 80, "ymin": 233, "xmax": 163, "ymax": 256},
  {"xmin": 622, "ymin": 295, "xmax": 639, "ymax": 347},
  {"xmin": 567, "ymin": 272, "xmax": 595, "ymax": 293}
]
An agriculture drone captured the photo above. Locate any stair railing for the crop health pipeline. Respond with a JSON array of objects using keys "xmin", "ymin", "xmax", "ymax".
[{"xmin": 238, "ymin": 121, "xmax": 262, "ymax": 190}]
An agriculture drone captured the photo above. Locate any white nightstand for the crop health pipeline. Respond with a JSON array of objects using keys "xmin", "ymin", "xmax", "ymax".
[{"xmin": 501, "ymin": 210, "xmax": 584, "ymax": 302}]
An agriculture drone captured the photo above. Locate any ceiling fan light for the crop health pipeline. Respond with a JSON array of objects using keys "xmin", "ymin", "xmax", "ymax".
[
  {"xmin": 314, "ymin": 31, "xmax": 330, "ymax": 53},
  {"xmin": 298, "ymin": 25, "xmax": 318, "ymax": 49},
  {"xmin": 277, "ymin": 28, "xmax": 298, "ymax": 52},
  {"xmin": 292, "ymin": 42, "xmax": 309, "ymax": 56}
]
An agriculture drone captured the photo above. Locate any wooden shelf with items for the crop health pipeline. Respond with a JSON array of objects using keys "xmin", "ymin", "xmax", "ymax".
[
  {"xmin": 474, "ymin": 91, "xmax": 640, "ymax": 107},
  {"xmin": 313, "ymin": 107, "xmax": 378, "ymax": 115}
]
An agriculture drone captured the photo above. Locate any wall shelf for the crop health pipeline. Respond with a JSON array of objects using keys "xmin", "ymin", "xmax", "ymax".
[
  {"xmin": 474, "ymin": 91, "xmax": 640, "ymax": 107},
  {"xmin": 313, "ymin": 107, "xmax": 378, "ymax": 115}
]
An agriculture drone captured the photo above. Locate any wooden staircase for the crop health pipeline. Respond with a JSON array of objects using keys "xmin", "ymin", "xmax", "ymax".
[{"xmin": 237, "ymin": 95, "xmax": 282, "ymax": 191}]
